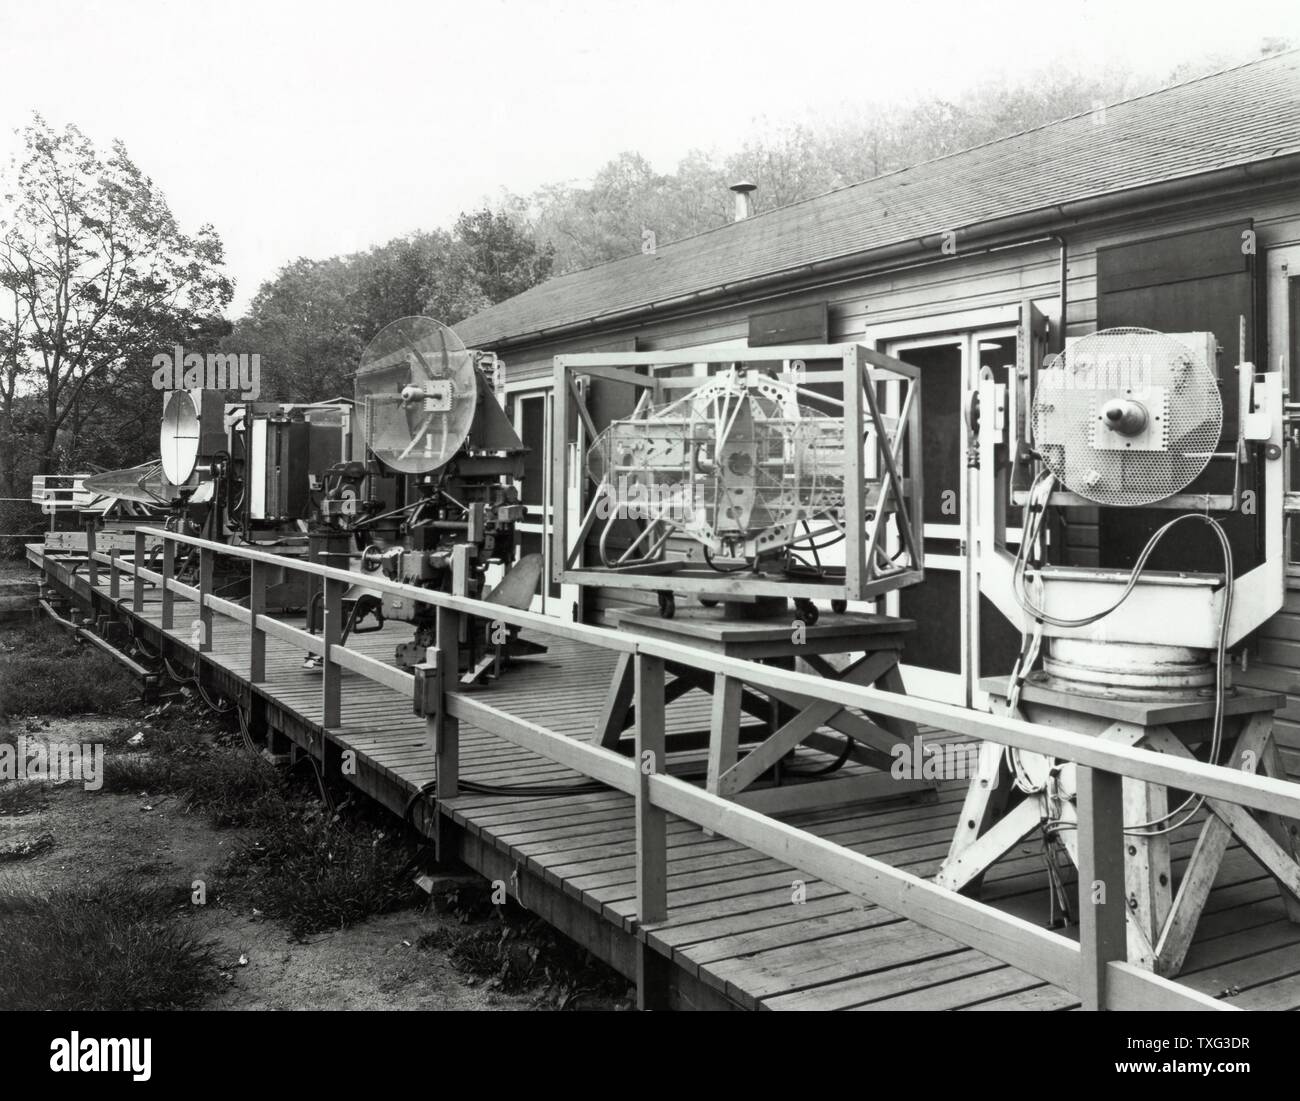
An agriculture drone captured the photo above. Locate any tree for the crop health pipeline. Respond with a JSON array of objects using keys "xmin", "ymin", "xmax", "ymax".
[
  {"xmin": 226, "ymin": 207, "xmax": 553, "ymax": 400},
  {"xmin": 450, "ymin": 208, "xmax": 554, "ymax": 314},
  {"xmin": 517, "ymin": 66, "xmax": 1158, "ymax": 273},
  {"xmin": 224, "ymin": 255, "xmax": 363, "ymax": 402},
  {"xmin": 0, "ymin": 115, "xmax": 232, "ymax": 486},
  {"xmin": 0, "ymin": 310, "xmax": 25, "ymax": 494}
]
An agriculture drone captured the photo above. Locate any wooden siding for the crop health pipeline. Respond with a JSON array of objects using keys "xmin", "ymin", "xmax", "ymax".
[{"xmin": 1238, "ymin": 586, "xmax": 1300, "ymax": 781}]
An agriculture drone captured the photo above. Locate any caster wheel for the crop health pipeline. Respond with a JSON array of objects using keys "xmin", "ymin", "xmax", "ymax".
[
  {"xmin": 831, "ymin": 599, "xmax": 847, "ymax": 615},
  {"xmin": 657, "ymin": 591, "xmax": 676, "ymax": 619},
  {"xmin": 699, "ymin": 598, "xmax": 719, "ymax": 608},
  {"xmin": 795, "ymin": 598, "xmax": 819, "ymax": 626}
]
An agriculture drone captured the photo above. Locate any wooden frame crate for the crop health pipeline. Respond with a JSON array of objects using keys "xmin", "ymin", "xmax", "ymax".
[{"xmin": 550, "ymin": 342, "xmax": 925, "ymax": 606}]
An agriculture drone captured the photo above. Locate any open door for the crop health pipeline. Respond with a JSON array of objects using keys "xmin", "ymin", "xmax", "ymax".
[
  {"xmin": 968, "ymin": 302, "xmax": 1049, "ymax": 703},
  {"xmin": 885, "ymin": 320, "xmax": 1032, "ymax": 707},
  {"xmin": 509, "ymin": 383, "xmax": 583, "ymax": 620}
]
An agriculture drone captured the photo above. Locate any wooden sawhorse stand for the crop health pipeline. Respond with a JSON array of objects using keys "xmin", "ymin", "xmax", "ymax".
[
  {"xmin": 936, "ymin": 678, "xmax": 1300, "ymax": 976},
  {"xmin": 595, "ymin": 607, "xmax": 936, "ymax": 813}
]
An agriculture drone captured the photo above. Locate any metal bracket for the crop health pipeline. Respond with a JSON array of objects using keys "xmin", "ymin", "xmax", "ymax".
[{"xmin": 412, "ymin": 653, "xmax": 442, "ymax": 718}]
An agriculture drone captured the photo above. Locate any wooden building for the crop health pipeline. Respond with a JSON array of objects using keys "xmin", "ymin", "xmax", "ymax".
[{"xmin": 458, "ymin": 50, "xmax": 1300, "ymax": 778}]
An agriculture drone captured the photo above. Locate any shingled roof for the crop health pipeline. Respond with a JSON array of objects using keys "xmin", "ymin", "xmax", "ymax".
[{"xmin": 458, "ymin": 50, "xmax": 1300, "ymax": 348}]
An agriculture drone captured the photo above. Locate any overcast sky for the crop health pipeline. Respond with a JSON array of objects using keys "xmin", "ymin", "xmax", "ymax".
[{"xmin": 2, "ymin": 0, "xmax": 1297, "ymax": 314}]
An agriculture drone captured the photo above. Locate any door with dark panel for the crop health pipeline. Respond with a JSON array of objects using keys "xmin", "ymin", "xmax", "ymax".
[
  {"xmin": 975, "ymin": 333, "xmax": 1026, "ymax": 683},
  {"xmin": 891, "ymin": 331, "xmax": 1024, "ymax": 703},
  {"xmin": 896, "ymin": 341, "xmax": 964, "ymax": 678},
  {"xmin": 1096, "ymin": 220, "xmax": 1260, "ymax": 575},
  {"xmin": 579, "ymin": 341, "xmax": 643, "ymax": 572}
]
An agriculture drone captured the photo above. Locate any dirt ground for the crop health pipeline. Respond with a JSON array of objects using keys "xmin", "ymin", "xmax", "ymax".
[
  {"xmin": 1, "ymin": 664, "xmax": 631, "ymax": 1013},
  {"xmin": 0, "ymin": 715, "xmax": 541, "ymax": 1009}
]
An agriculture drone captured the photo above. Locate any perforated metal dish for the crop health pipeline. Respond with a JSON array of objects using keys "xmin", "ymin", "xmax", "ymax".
[
  {"xmin": 1031, "ymin": 327, "xmax": 1222, "ymax": 506},
  {"xmin": 356, "ymin": 317, "xmax": 477, "ymax": 475}
]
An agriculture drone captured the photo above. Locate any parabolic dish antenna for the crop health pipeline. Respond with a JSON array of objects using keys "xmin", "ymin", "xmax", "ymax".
[
  {"xmin": 356, "ymin": 317, "xmax": 478, "ymax": 475},
  {"xmin": 160, "ymin": 390, "xmax": 201, "ymax": 485}
]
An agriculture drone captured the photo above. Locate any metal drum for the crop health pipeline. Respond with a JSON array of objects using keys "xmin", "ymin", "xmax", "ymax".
[{"xmin": 1039, "ymin": 637, "xmax": 1218, "ymax": 700}]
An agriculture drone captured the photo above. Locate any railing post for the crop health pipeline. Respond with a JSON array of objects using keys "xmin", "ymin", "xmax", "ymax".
[
  {"xmin": 434, "ymin": 604, "xmax": 460, "ymax": 801},
  {"xmin": 634, "ymin": 651, "xmax": 668, "ymax": 924},
  {"xmin": 1076, "ymin": 765, "xmax": 1127, "ymax": 1010},
  {"xmin": 197, "ymin": 546, "xmax": 214, "ymax": 653},
  {"xmin": 249, "ymin": 559, "xmax": 267, "ymax": 683},
  {"xmin": 132, "ymin": 530, "xmax": 145, "ymax": 613},
  {"xmin": 321, "ymin": 576, "xmax": 343, "ymax": 728},
  {"xmin": 85, "ymin": 520, "xmax": 98, "ymax": 588},
  {"xmin": 634, "ymin": 650, "xmax": 669, "ymax": 1010},
  {"xmin": 305, "ymin": 539, "xmax": 323, "ymax": 634},
  {"xmin": 160, "ymin": 538, "xmax": 175, "ymax": 630},
  {"xmin": 109, "ymin": 547, "xmax": 120, "ymax": 600}
]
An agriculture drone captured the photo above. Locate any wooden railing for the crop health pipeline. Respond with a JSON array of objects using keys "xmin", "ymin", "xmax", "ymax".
[{"xmin": 85, "ymin": 526, "xmax": 1300, "ymax": 1011}]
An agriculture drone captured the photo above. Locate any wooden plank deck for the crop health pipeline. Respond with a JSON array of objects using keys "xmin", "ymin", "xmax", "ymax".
[{"xmin": 30, "ymin": 547, "xmax": 1300, "ymax": 1010}]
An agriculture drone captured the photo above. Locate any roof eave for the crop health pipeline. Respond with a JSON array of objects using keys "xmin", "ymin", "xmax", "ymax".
[{"xmin": 471, "ymin": 150, "xmax": 1300, "ymax": 353}]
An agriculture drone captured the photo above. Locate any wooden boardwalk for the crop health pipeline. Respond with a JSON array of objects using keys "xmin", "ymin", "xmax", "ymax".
[{"xmin": 31, "ymin": 547, "xmax": 1300, "ymax": 1010}]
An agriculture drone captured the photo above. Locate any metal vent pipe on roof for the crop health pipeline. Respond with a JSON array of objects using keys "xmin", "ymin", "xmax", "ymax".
[{"xmin": 730, "ymin": 180, "xmax": 757, "ymax": 221}]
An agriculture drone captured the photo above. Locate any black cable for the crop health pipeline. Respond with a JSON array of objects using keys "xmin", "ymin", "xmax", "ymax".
[
  {"xmin": 788, "ymin": 526, "xmax": 845, "ymax": 555},
  {"xmin": 402, "ymin": 774, "xmax": 613, "ymax": 830},
  {"xmin": 292, "ymin": 750, "xmax": 336, "ymax": 814},
  {"xmin": 457, "ymin": 779, "xmax": 611, "ymax": 797},
  {"xmin": 786, "ymin": 734, "xmax": 853, "ymax": 777},
  {"xmin": 160, "ymin": 654, "xmax": 236, "ymax": 714},
  {"xmin": 403, "ymin": 779, "xmax": 438, "ymax": 830},
  {"xmin": 126, "ymin": 617, "xmax": 160, "ymax": 660}
]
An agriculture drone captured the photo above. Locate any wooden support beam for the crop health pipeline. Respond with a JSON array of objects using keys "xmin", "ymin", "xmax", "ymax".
[
  {"xmin": 935, "ymin": 797, "xmax": 1042, "ymax": 894},
  {"xmin": 109, "ymin": 548, "xmax": 120, "ymax": 600},
  {"xmin": 721, "ymin": 650, "xmax": 902, "ymax": 796},
  {"xmin": 85, "ymin": 521, "xmax": 98, "ymax": 588},
  {"xmin": 1144, "ymin": 718, "xmax": 1300, "ymax": 973},
  {"xmin": 132, "ymin": 530, "xmax": 145, "ymax": 612},
  {"xmin": 1205, "ymin": 799, "xmax": 1300, "ymax": 899},
  {"xmin": 197, "ymin": 546, "xmax": 214, "ymax": 653},
  {"xmin": 1123, "ymin": 777, "xmax": 1171, "ymax": 971},
  {"xmin": 248, "ymin": 559, "xmax": 266, "ymax": 683},
  {"xmin": 706, "ymin": 674, "xmax": 743, "ymax": 796},
  {"xmin": 595, "ymin": 652, "xmax": 635, "ymax": 749},
  {"xmin": 1077, "ymin": 766, "xmax": 1127, "ymax": 1011},
  {"xmin": 940, "ymin": 739, "xmax": 1013, "ymax": 882},
  {"xmin": 435, "ymin": 604, "xmax": 460, "ymax": 801},
  {"xmin": 1257, "ymin": 729, "xmax": 1300, "ymax": 922},
  {"xmin": 1156, "ymin": 814, "xmax": 1233, "ymax": 976},
  {"xmin": 634, "ymin": 652, "xmax": 668, "ymax": 930},
  {"xmin": 321, "ymin": 576, "xmax": 343, "ymax": 728},
  {"xmin": 160, "ymin": 539, "xmax": 175, "ymax": 630}
]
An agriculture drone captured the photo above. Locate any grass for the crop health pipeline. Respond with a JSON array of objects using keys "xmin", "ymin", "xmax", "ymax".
[
  {"xmin": 99, "ymin": 695, "xmax": 423, "ymax": 939},
  {"xmin": 0, "ymin": 620, "xmax": 138, "ymax": 719},
  {"xmin": 1, "ymin": 629, "xmax": 540, "ymax": 998},
  {"xmin": 224, "ymin": 803, "xmax": 421, "ymax": 940},
  {"xmin": 418, "ymin": 884, "xmax": 630, "ymax": 1007},
  {"xmin": 0, "ymin": 879, "xmax": 219, "ymax": 1010},
  {"xmin": 101, "ymin": 743, "xmax": 287, "ymax": 827},
  {"xmin": 0, "ymin": 831, "xmax": 55, "ymax": 861},
  {"xmin": 0, "ymin": 636, "xmax": 445, "ymax": 1006},
  {"xmin": 0, "ymin": 779, "xmax": 48, "ymax": 816}
]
